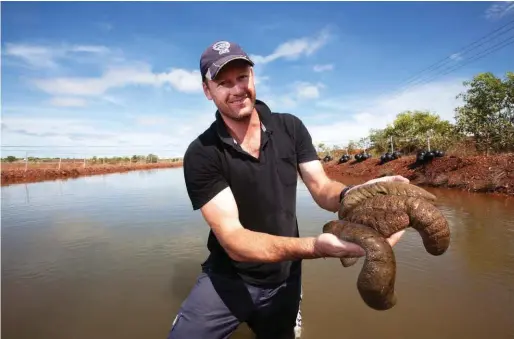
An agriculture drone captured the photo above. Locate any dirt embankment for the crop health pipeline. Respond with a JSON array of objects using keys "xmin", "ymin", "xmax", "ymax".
[
  {"xmin": 323, "ymin": 153, "xmax": 514, "ymax": 196},
  {"xmin": 1, "ymin": 162, "xmax": 183, "ymax": 186}
]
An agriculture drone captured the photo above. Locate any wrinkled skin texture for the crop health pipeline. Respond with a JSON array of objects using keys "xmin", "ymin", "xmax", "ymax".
[
  {"xmin": 323, "ymin": 220, "xmax": 397, "ymax": 311},
  {"xmin": 323, "ymin": 182, "xmax": 451, "ymax": 311},
  {"xmin": 339, "ymin": 182, "xmax": 437, "ymax": 218}
]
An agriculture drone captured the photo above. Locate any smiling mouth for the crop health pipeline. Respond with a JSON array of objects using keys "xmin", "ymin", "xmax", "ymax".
[{"xmin": 230, "ymin": 97, "xmax": 247, "ymax": 104}]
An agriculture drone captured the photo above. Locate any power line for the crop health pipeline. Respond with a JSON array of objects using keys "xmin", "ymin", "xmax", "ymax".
[
  {"xmin": 404, "ymin": 36, "xmax": 514, "ymax": 89},
  {"xmin": 392, "ymin": 18, "xmax": 514, "ymax": 90},
  {"xmin": 387, "ymin": 34, "xmax": 514, "ymax": 99},
  {"xmin": 365, "ymin": 28, "xmax": 514, "ymax": 109}
]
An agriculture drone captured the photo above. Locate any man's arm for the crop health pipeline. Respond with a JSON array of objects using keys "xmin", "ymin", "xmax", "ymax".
[
  {"xmin": 286, "ymin": 113, "xmax": 347, "ymax": 212},
  {"xmin": 200, "ymin": 186, "xmax": 323, "ymax": 263},
  {"xmin": 299, "ymin": 159, "xmax": 347, "ymax": 212},
  {"xmin": 183, "ymin": 138, "xmax": 323, "ymax": 263},
  {"xmin": 184, "ymin": 134, "xmax": 365, "ymax": 264}
]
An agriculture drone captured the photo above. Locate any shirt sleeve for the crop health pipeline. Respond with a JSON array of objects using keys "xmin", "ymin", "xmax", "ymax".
[
  {"xmin": 293, "ymin": 115, "xmax": 319, "ymax": 164},
  {"xmin": 183, "ymin": 140, "xmax": 229, "ymax": 210}
]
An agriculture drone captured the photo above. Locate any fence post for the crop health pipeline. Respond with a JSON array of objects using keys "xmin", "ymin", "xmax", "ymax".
[
  {"xmin": 59, "ymin": 157, "xmax": 62, "ymax": 170},
  {"xmin": 25, "ymin": 151, "xmax": 28, "ymax": 172},
  {"xmin": 83, "ymin": 156, "xmax": 86, "ymax": 168}
]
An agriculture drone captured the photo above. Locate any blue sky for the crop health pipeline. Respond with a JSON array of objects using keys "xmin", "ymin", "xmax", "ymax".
[{"xmin": 2, "ymin": 1, "xmax": 514, "ymax": 158}]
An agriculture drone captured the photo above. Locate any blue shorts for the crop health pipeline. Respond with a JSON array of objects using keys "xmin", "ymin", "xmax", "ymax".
[{"xmin": 167, "ymin": 265, "xmax": 303, "ymax": 339}]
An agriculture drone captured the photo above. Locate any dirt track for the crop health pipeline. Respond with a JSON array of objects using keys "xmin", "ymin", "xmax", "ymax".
[
  {"xmin": 323, "ymin": 153, "xmax": 514, "ymax": 196},
  {"xmin": 1, "ymin": 162, "xmax": 183, "ymax": 186}
]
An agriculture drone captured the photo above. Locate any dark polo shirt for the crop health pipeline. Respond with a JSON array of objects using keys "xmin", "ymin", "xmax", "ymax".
[{"xmin": 183, "ymin": 99, "xmax": 319, "ymax": 286}]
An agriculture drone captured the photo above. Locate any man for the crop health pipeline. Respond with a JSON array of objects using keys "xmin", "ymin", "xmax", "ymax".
[{"xmin": 167, "ymin": 40, "xmax": 407, "ymax": 339}]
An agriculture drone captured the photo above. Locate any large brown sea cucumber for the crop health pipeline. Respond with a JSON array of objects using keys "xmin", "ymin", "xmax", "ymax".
[
  {"xmin": 323, "ymin": 220, "xmax": 397, "ymax": 310},
  {"xmin": 325, "ymin": 182, "xmax": 451, "ymax": 310}
]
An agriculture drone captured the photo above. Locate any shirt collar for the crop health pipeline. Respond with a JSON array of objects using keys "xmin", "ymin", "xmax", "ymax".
[{"xmin": 215, "ymin": 99, "xmax": 273, "ymax": 145}]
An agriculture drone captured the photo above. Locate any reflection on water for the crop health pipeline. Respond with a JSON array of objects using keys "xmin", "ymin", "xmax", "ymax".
[{"xmin": 2, "ymin": 168, "xmax": 514, "ymax": 339}]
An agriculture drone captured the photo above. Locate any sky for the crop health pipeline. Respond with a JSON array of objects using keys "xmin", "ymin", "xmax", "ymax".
[{"xmin": 2, "ymin": 1, "xmax": 514, "ymax": 159}]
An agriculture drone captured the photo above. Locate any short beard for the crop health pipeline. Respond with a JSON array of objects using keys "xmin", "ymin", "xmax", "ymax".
[
  {"xmin": 221, "ymin": 110, "xmax": 252, "ymax": 122},
  {"xmin": 221, "ymin": 97, "xmax": 256, "ymax": 122}
]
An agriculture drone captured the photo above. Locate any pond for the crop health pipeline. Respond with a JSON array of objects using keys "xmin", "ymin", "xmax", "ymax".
[{"xmin": 2, "ymin": 167, "xmax": 514, "ymax": 339}]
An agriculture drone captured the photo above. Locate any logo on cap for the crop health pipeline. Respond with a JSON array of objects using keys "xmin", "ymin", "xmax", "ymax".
[{"xmin": 212, "ymin": 41, "xmax": 231, "ymax": 55}]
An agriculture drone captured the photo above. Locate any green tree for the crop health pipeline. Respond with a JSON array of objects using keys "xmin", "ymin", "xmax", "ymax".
[
  {"xmin": 379, "ymin": 110, "xmax": 457, "ymax": 153},
  {"xmin": 347, "ymin": 140, "xmax": 357, "ymax": 154},
  {"xmin": 369, "ymin": 128, "xmax": 390, "ymax": 154},
  {"xmin": 147, "ymin": 153, "xmax": 159, "ymax": 163},
  {"xmin": 454, "ymin": 72, "xmax": 514, "ymax": 155}
]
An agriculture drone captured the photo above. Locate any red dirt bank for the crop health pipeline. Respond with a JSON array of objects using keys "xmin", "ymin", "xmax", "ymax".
[
  {"xmin": 323, "ymin": 153, "xmax": 514, "ymax": 196},
  {"xmin": 1, "ymin": 162, "xmax": 183, "ymax": 186},
  {"xmin": 3, "ymin": 154, "xmax": 513, "ymax": 196}
]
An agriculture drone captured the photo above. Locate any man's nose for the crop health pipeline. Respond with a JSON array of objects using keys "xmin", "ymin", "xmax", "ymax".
[{"xmin": 230, "ymin": 81, "xmax": 247, "ymax": 95}]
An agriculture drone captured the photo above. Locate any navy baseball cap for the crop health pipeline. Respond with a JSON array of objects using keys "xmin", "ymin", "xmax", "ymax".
[{"xmin": 200, "ymin": 41, "xmax": 254, "ymax": 81}]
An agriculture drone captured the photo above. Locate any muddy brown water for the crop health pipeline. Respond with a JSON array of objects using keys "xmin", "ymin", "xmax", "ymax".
[{"xmin": 2, "ymin": 168, "xmax": 514, "ymax": 339}]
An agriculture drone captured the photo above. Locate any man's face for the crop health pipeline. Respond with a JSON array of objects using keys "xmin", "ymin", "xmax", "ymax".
[{"xmin": 203, "ymin": 60, "xmax": 256, "ymax": 121}]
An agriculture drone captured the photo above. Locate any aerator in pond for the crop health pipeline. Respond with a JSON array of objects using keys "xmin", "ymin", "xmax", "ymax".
[
  {"xmin": 416, "ymin": 149, "xmax": 445, "ymax": 163},
  {"xmin": 355, "ymin": 152, "xmax": 371, "ymax": 162},
  {"xmin": 380, "ymin": 151, "xmax": 402, "ymax": 165},
  {"xmin": 323, "ymin": 154, "xmax": 333, "ymax": 162},
  {"xmin": 338, "ymin": 154, "xmax": 352, "ymax": 164}
]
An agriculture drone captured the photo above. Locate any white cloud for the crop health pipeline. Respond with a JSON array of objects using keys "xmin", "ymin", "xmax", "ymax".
[
  {"xmin": 485, "ymin": 1, "xmax": 514, "ymax": 20},
  {"xmin": 3, "ymin": 43, "xmax": 110, "ymax": 69},
  {"xmin": 1, "ymin": 111, "xmax": 216, "ymax": 158},
  {"xmin": 307, "ymin": 77, "xmax": 466, "ymax": 146},
  {"xmin": 32, "ymin": 62, "xmax": 202, "ymax": 97},
  {"xmin": 135, "ymin": 115, "xmax": 171, "ymax": 126},
  {"xmin": 264, "ymin": 81, "xmax": 325, "ymax": 110},
  {"xmin": 3, "ymin": 44, "xmax": 59, "ymax": 68},
  {"xmin": 250, "ymin": 29, "xmax": 331, "ymax": 64},
  {"xmin": 71, "ymin": 45, "xmax": 110, "ymax": 54},
  {"xmin": 5, "ymin": 42, "xmax": 201, "ymax": 109},
  {"xmin": 294, "ymin": 81, "xmax": 323, "ymax": 100},
  {"xmin": 1, "ymin": 77, "xmax": 468, "ymax": 158},
  {"xmin": 313, "ymin": 64, "xmax": 334, "ymax": 72},
  {"xmin": 449, "ymin": 53, "xmax": 462, "ymax": 61},
  {"xmin": 48, "ymin": 97, "xmax": 88, "ymax": 107}
]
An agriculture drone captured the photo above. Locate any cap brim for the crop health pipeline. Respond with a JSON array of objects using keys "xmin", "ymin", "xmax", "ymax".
[{"xmin": 208, "ymin": 55, "xmax": 254, "ymax": 80}]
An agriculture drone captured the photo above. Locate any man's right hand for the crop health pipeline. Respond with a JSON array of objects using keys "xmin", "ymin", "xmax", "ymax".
[{"xmin": 314, "ymin": 233, "xmax": 366, "ymax": 258}]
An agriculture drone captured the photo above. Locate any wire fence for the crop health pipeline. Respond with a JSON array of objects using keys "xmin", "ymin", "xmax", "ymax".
[
  {"xmin": 313, "ymin": 132, "xmax": 475, "ymax": 159},
  {"xmin": 1, "ymin": 147, "xmax": 183, "ymax": 172}
]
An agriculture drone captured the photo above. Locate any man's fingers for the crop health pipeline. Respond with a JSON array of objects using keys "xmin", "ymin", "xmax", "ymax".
[
  {"xmin": 387, "ymin": 230, "xmax": 406, "ymax": 247},
  {"xmin": 392, "ymin": 175, "xmax": 409, "ymax": 183},
  {"xmin": 383, "ymin": 175, "xmax": 409, "ymax": 183},
  {"xmin": 342, "ymin": 241, "xmax": 366, "ymax": 257}
]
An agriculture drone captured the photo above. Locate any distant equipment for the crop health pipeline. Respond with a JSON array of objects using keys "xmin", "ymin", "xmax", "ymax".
[
  {"xmin": 380, "ymin": 136, "xmax": 402, "ymax": 164},
  {"xmin": 416, "ymin": 149, "xmax": 445, "ymax": 163},
  {"xmin": 338, "ymin": 154, "xmax": 352, "ymax": 164},
  {"xmin": 415, "ymin": 130, "xmax": 446, "ymax": 163},
  {"xmin": 355, "ymin": 152, "xmax": 371, "ymax": 162},
  {"xmin": 323, "ymin": 154, "xmax": 333, "ymax": 162},
  {"xmin": 380, "ymin": 151, "xmax": 402, "ymax": 164}
]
